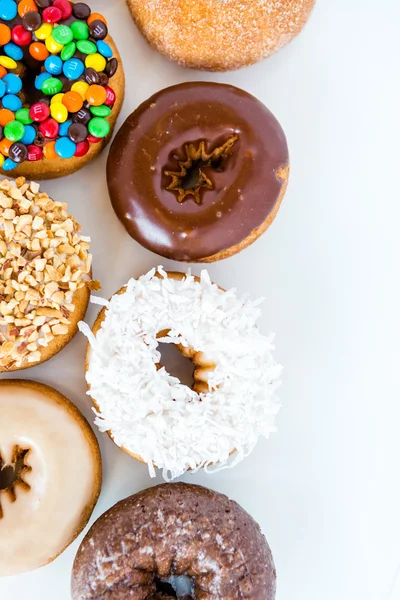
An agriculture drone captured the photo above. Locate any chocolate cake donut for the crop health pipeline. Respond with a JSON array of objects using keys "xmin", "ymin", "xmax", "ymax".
[
  {"xmin": 71, "ymin": 483, "xmax": 276, "ymax": 599},
  {"xmin": 107, "ymin": 82, "xmax": 289, "ymax": 262}
]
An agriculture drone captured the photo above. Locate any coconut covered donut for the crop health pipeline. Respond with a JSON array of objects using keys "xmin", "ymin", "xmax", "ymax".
[
  {"xmin": 0, "ymin": 177, "xmax": 96, "ymax": 372},
  {"xmin": 0, "ymin": 379, "xmax": 102, "ymax": 576},
  {"xmin": 79, "ymin": 267, "xmax": 282, "ymax": 480},
  {"xmin": 0, "ymin": 0, "xmax": 124, "ymax": 179},
  {"xmin": 127, "ymin": 0, "xmax": 315, "ymax": 71},
  {"xmin": 72, "ymin": 483, "xmax": 276, "ymax": 600}
]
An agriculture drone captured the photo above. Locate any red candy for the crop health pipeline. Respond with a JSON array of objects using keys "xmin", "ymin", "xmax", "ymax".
[
  {"xmin": 29, "ymin": 102, "xmax": 50, "ymax": 122},
  {"xmin": 42, "ymin": 6, "xmax": 62, "ymax": 23},
  {"xmin": 75, "ymin": 140, "xmax": 89, "ymax": 157},
  {"xmin": 39, "ymin": 118, "xmax": 59, "ymax": 139},
  {"xmin": 52, "ymin": 0, "xmax": 73, "ymax": 19},
  {"xmin": 12, "ymin": 25, "xmax": 32, "ymax": 46},
  {"xmin": 27, "ymin": 145, "xmax": 43, "ymax": 161},
  {"xmin": 87, "ymin": 134, "xmax": 101, "ymax": 144},
  {"xmin": 104, "ymin": 86, "xmax": 116, "ymax": 107}
]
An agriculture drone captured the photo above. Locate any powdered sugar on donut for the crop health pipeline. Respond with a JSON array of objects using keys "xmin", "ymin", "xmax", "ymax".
[{"xmin": 80, "ymin": 267, "xmax": 282, "ymax": 480}]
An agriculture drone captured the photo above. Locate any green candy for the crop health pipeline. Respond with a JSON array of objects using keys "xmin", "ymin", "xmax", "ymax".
[
  {"xmin": 42, "ymin": 77, "xmax": 63, "ymax": 96},
  {"xmin": 4, "ymin": 121, "xmax": 25, "ymax": 143},
  {"xmin": 77, "ymin": 40, "xmax": 97, "ymax": 55},
  {"xmin": 88, "ymin": 117, "xmax": 110, "ymax": 139},
  {"xmin": 90, "ymin": 105, "xmax": 111, "ymax": 117},
  {"xmin": 15, "ymin": 108, "xmax": 33, "ymax": 125},
  {"xmin": 70, "ymin": 21, "xmax": 89, "ymax": 41},
  {"xmin": 52, "ymin": 25, "xmax": 73, "ymax": 46},
  {"xmin": 61, "ymin": 41, "xmax": 76, "ymax": 62}
]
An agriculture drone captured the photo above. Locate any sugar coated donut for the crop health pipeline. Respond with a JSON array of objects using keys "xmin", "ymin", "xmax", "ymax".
[
  {"xmin": 0, "ymin": 177, "xmax": 96, "ymax": 372},
  {"xmin": 0, "ymin": 379, "xmax": 101, "ymax": 576},
  {"xmin": 0, "ymin": 1, "xmax": 124, "ymax": 180},
  {"xmin": 107, "ymin": 82, "xmax": 289, "ymax": 262},
  {"xmin": 127, "ymin": 0, "xmax": 315, "ymax": 71},
  {"xmin": 79, "ymin": 267, "xmax": 282, "ymax": 480},
  {"xmin": 72, "ymin": 483, "xmax": 276, "ymax": 600}
]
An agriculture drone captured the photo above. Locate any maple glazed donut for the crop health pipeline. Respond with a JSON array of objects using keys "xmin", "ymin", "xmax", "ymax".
[
  {"xmin": 127, "ymin": 0, "xmax": 315, "ymax": 71},
  {"xmin": 0, "ymin": 0, "xmax": 124, "ymax": 179},
  {"xmin": 80, "ymin": 267, "xmax": 282, "ymax": 480},
  {"xmin": 72, "ymin": 483, "xmax": 276, "ymax": 599},
  {"xmin": 107, "ymin": 82, "xmax": 289, "ymax": 262},
  {"xmin": 0, "ymin": 379, "xmax": 102, "ymax": 577},
  {"xmin": 0, "ymin": 177, "xmax": 96, "ymax": 372}
]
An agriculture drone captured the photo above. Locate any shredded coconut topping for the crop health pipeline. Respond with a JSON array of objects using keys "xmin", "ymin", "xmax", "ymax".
[{"xmin": 80, "ymin": 267, "xmax": 282, "ymax": 480}]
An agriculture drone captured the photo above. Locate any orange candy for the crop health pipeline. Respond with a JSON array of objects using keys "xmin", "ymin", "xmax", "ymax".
[
  {"xmin": 62, "ymin": 91, "xmax": 83, "ymax": 113},
  {"xmin": 0, "ymin": 66, "xmax": 7, "ymax": 79},
  {"xmin": 29, "ymin": 42, "xmax": 49, "ymax": 62},
  {"xmin": 0, "ymin": 138, "xmax": 13, "ymax": 157},
  {"xmin": 18, "ymin": 0, "xmax": 38, "ymax": 17},
  {"xmin": 0, "ymin": 109, "xmax": 15, "ymax": 127},
  {"xmin": 87, "ymin": 13, "xmax": 107, "ymax": 25},
  {"xmin": 0, "ymin": 24, "xmax": 11, "ymax": 47},
  {"xmin": 85, "ymin": 84, "xmax": 107, "ymax": 107},
  {"xmin": 43, "ymin": 141, "xmax": 58, "ymax": 160}
]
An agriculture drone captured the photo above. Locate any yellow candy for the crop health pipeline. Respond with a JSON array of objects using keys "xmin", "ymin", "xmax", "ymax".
[
  {"xmin": 45, "ymin": 36, "xmax": 64, "ymax": 54},
  {"xmin": 71, "ymin": 81, "xmax": 89, "ymax": 100},
  {"xmin": 35, "ymin": 23, "xmax": 53, "ymax": 41},
  {"xmin": 85, "ymin": 53, "xmax": 106, "ymax": 72},
  {"xmin": 0, "ymin": 56, "xmax": 17, "ymax": 69},
  {"xmin": 50, "ymin": 102, "xmax": 68, "ymax": 123},
  {"xmin": 0, "ymin": 154, "xmax": 4, "ymax": 168},
  {"xmin": 51, "ymin": 93, "xmax": 65, "ymax": 105}
]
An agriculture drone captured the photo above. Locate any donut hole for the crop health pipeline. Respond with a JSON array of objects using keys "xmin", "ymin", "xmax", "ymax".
[
  {"xmin": 155, "ymin": 574, "xmax": 194, "ymax": 598},
  {"xmin": 157, "ymin": 341, "xmax": 194, "ymax": 389},
  {"xmin": 0, "ymin": 447, "xmax": 31, "ymax": 517}
]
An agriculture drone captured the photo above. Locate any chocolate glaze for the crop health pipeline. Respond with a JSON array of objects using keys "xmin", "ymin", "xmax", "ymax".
[
  {"xmin": 71, "ymin": 483, "xmax": 276, "ymax": 600},
  {"xmin": 107, "ymin": 82, "xmax": 289, "ymax": 261}
]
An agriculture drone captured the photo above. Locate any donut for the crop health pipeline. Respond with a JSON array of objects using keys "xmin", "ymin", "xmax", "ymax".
[
  {"xmin": 0, "ymin": 177, "xmax": 96, "ymax": 372},
  {"xmin": 0, "ymin": 379, "xmax": 102, "ymax": 576},
  {"xmin": 107, "ymin": 82, "xmax": 289, "ymax": 262},
  {"xmin": 72, "ymin": 483, "xmax": 276, "ymax": 600},
  {"xmin": 126, "ymin": 0, "xmax": 315, "ymax": 71},
  {"xmin": 0, "ymin": 1, "xmax": 124, "ymax": 180},
  {"xmin": 79, "ymin": 267, "xmax": 282, "ymax": 480}
]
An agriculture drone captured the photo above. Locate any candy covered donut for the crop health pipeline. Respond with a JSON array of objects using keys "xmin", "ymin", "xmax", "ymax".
[
  {"xmin": 127, "ymin": 0, "xmax": 315, "ymax": 71},
  {"xmin": 72, "ymin": 483, "xmax": 276, "ymax": 600},
  {"xmin": 0, "ymin": 380, "xmax": 101, "ymax": 576},
  {"xmin": 0, "ymin": 0, "xmax": 124, "ymax": 179},
  {"xmin": 80, "ymin": 267, "xmax": 282, "ymax": 480}
]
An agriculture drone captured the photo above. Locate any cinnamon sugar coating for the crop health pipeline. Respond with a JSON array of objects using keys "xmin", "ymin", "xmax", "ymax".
[
  {"xmin": 127, "ymin": 0, "xmax": 316, "ymax": 71},
  {"xmin": 72, "ymin": 483, "xmax": 276, "ymax": 599}
]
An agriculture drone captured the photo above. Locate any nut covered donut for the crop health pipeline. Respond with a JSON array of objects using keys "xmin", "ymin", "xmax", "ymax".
[
  {"xmin": 0, "ymin": 380, "xmax": 102, "ymax": 576},
  {"xmin": 72, "ymin": 483, "xmax": 276, "ymax": 600},
  {"xmin": 79, "ymin": 267, "xmax": 282, "ymax": 480},
  {"xmin": 127, "ymin": 0, "xmax": 315, "ymax": 71},
  {"xmin": 0, "ymin": 0, "xmax": 124, "ymax": 179},
  {"xmin": 107, "ymin": 82, "xmax": 289, "ymax": 262}
]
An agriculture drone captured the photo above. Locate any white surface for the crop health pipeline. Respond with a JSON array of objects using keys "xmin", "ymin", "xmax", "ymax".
[{"xmin": 1, "ymin": 0, "xmax": 399, "ymax": 598}]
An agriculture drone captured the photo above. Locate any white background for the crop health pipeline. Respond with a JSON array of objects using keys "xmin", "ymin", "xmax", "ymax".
[{"xmin": 1, "ymin": 0, "xmax": 400, "ymax": 598}]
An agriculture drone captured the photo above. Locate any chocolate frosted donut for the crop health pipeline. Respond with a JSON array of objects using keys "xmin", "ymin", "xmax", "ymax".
[
  {"xmin": 71, "ymin": 483, "xmax": 276, "ymax": 599},
  {"xmin": 107, "ymin": 82, "xmax": 289, "ymax": 262}
]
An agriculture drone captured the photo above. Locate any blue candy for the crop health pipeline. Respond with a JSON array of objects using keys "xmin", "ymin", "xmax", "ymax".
[
  {"xmin": 4, "ymin": 42, "xmax": 23, "ymax": 61},
  {"xmin": 2, "ymin": 158, "xmax": 18, "ymax": 172},
  {"xmin": 0, "ymin": 0, "xmax": 17, "ymax": 21},
  {"xmin": 59, "ymin": 120, "xmax": 72, "ymax": 137},
  {"xmin": 63, "ymin": 58, "xmax": 84, "ymax": 81},
  {"xmin": 44, "ymin": 56, "xmax": 63, "ymax": 76},
  {"xmin": 0, "ymin": 80, "xmax": 5, "ymax": 99},
  {"xmin": 35, "ymin": 72, "xmax": 51, "ymax": 90},
  {"xmin": 3, "ymin": 73, "xmax": 22, "ymax": 95},
  {"xmin": 20, "ymin": 125, "xmax": 36, "ymax": 146},
  {"xmin": 96, "ymin": 40, "xmax": 113, "ymax": 58},
  {"xmin": 55, "ymin": 137, "xmax": 76, "ymax": 159},
  {"xmin": 2, "ymin": 94, "xmax": 22, "ymax": 112}
]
